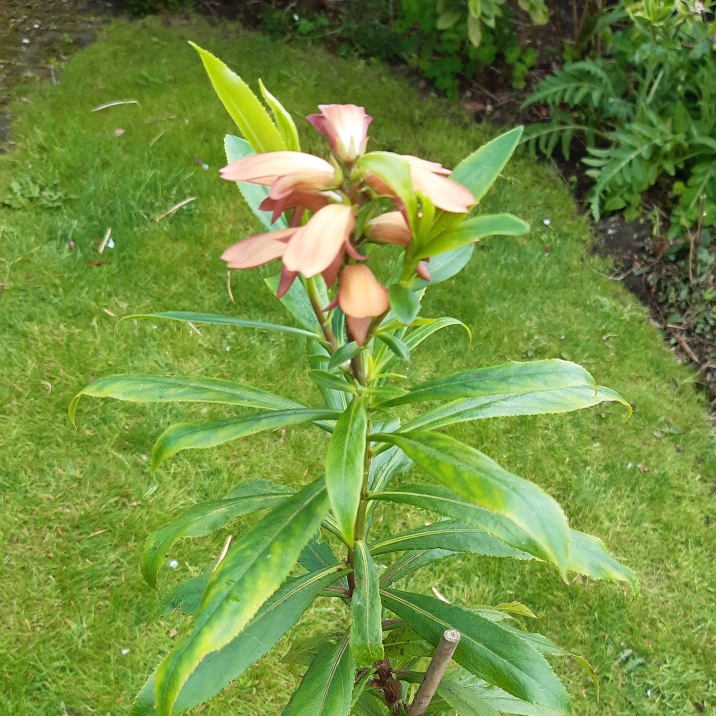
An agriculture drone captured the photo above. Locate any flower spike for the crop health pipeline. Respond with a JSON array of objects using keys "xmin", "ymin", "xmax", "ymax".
[{"xmin": 307, "ymin": 104, "xmax": 372, "ymax": 163}]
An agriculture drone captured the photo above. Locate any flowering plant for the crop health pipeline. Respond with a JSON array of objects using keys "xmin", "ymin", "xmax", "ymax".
[{"xmin": 71, "ymin": 44, "xmax": 637, "ymax": 716}]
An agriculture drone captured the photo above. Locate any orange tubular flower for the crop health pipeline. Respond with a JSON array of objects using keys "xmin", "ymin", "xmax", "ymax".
[
  {"xmin": 258, "ymin": 190, "xmax": 332, "ymax": 224},
  {"xmin": 221, "ymin": 228, "xmax": 296, "ymax": 269},
  {"xmin": 338, "ymin": 264, "xmax": 390, "ymax": 345},
  {"xmin": 403, "ymin": 155, "xmax": 476, "ymax": 214},
  {"xmin": 366, "ymin": 211, "xmax": 411, "ymax": 246},
  {"xmin": 306, "ymin": 104, "xmax": 372, "ymax": 163}
]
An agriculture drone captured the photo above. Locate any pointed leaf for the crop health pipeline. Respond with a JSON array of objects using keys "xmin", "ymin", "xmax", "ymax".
[
  {"xmin": 328, "ymin": 342, "xmax": 361, "ymax": 371},
  {"xmin": 375, "ymin": 333, "xmax": 411, "ymax": 361},
  {"xmin": 283, "ymin": 635, "xmax": 355, "ymax": 716},
  {"xmin": 381, "ymin": 589, "xmax": 570, "ymax": 713},
  {"xmin": 380, "ymin": 548, "xmax": 455, "ymax": 585},
  {"xmin": 69, "ymin": 374, "xmax": 302, "ymax": 425},
  {"xmin": 404, "ymin": 317, "xmax": 471, "ymax": 352},
  {"xmin": 408, "ymin": 244, "xmax": 475, "ymax": 289},
  {"xmin": 387, "ymin": 360, "xmax": 595, "ymax": 407},
  {"xmin": 152, "ymin": 408, "xmax": 338, "ymax": 472},
  {"xmin": 259, "ymin": 79, "xmax": 300, "ymax": 151},
  {"xmin": 450, "ymin": 128, "xmax": 524, "ymax": 203},
  {"xmin": 121, "ymin": 311, "xmax": 316, "ymax": 338},
  {"xmin": 400, "ymin": 386, "xmax": 630, "ymax": 433},
  {"xmin": 568, "ymin": 529, "xmax": 638, "ymax": 594},
  {"xmin": 350, "ymin": 540, "xmax": 384, "ymax": 666},
  {"xmin": 190, "ymin": 42, "xmax": 285, "ymax": 153},
  {"xmin": 129, "ymin": 565, "xmax": 346, "ymax": 716},
  {"xmin": 153, "ymin": 478, "xmax": 329, "ymax": 716},
  {"xmin": 142, "ymin": 479, "xmax": 294, "ymax": 588},
  {"xmin": 158, "ymin": 575, "xmax": 209, "ymax": 617},
  {"xmin": 309, "ymin": 370, "xmax": 358, "ymax": 395},
  {"xmin": 370, "ymin": 520, "xmax": 531, "ymax": 560},
  {"xmin": 326, "ymin": 397, "xmax": 368, "ymax": 546},
  {"xmin": 388, "ymin": 284, "xmax": 421, "ymax": 325},
  {"xmin": 437, "ymin": 678, "xmax": 501, "ymax": 716},
  {"xmin": 384, "ymin": 624, "xmax": 434, "ymax": 660},
  {"xmin": 371, "ymin": 432, "xmax": 569, "ymax": 573}
]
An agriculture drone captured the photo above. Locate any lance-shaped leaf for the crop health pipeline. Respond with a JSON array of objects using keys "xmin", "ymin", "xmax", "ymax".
[
  {"xmin": 436, "ymin": 678, "xmax": 501, "ymax": 716},
  {"xmin": 420, "ymin": 213, "xmax": 530, "ymax": 259},
  {"xmin": 384, "ymin": 625, "xmax": 434, "ymax": 661},
  {"xmin": 400, "ymin": 386, "xmax": 630, "ymax": 433},
  {"xmin": 388, "ymin": 284, "xmax": 421, "ymax": 326},
  {"xmin": 404, "ymin": 317, "xmax": 471, "ymax": 351},
  {"xmin": 141, "ymin": 478, "xmax": 294, "ymax": 588},
  {"xmin": 370, "ymin": 520, "xmax": 531, "ymax": 560},
  {"xmin": 408, "ymin": 244, "xmax": 475, "ymax": 289},
  {"xmin": 121, "ymin": 311, "xmax": 317, "ymax": 338},
  {"xmin": 328, "ymin": 342, "xmax": 360, "ymax": 371},
  {"xmin": 265, "ymin": 273, "xmax": 329, "ymax": 331},
  {"xmin": 350, "ymin": 540, "xmax": 384, "ymax": 666},
  {"xmin": 153, "ymin": 478, "xmax": 329, "ymax": 716},
  {"xmin": 69, "ymin": 375, "xmax": 303, "ymax": 426},
  {"xmin": 357, "ymin": 151, "xmax": 418, "ymax": 228},
  {"xmin": 129, "ymin": 565, "xmax": 346, "ymax": 716},
  {"xmin": 568, "ymin": 529, "xmax": 638, "ymax": 594},
  {"xmin": 381, "ymin": 589, "xmax": 570, "ymax": 714},
  {"xmin": 258, "ymin": 79, "xmax": 300, "ymax": 151},
  {"xmin": 387, "ymin": 360, "xmax": 594, "ymax": 407},
  {"xmin": 371, "ymin": 432, "xmax": 570, "ymax": 574},
  {"xmin": 326, "ymin": 397, "xmax": 367, "ymax": 546},
  {"xmin": 282, "ymin": 634, "xmax": 355, "ymax": 716},
  {"xmin": 152, "ymin": 408, "xmax": 339, "ymax": 472},
  {"xmin": 380, "ymin": 548, "xmax": 455, "ymax": 585},
  {"xmin": 226, "ymin": 135, "xmax": 288, "ymax": 231},
  {"xmin": 309, "ymin": 370, "xmax": 358, "ymax": 395},
  {"xmin": 159, "ymin": 575, "xmax": 208, "ymax": 618},
  {"xmin": 450, "ymin": 127, "xmax": 523, "ymax": 202},
  {"xmin": 190, "ymin": 42, "xmax": 285, "ymax": 153}
]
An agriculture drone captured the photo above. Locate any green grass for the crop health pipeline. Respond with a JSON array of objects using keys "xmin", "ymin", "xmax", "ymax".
[{"xmin": 1, "ymin": 15, "xmax": 715, "ymax": 716}]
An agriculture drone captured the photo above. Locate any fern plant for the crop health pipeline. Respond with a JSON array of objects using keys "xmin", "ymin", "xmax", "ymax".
[{"xmin": 523, "ymin": 0, "xmax": 716, "ymax": 230}]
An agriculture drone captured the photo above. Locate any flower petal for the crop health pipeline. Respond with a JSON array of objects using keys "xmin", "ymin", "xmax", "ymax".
[
  {"xmin": 416, "ymin": 260, "xmax": 431, "ymax": 281},
  {"xmin": 307, "ymin": 104, "xmax": 372, "ymax": 162},
  {"xmin": 410, "ymin": 166, "xmax": 475, "ymax": 213},
  {"xmin": 282, "ymin": 204, "xmax": 355, "ymax": 278},
  {"xmin": 259, "ymin": 190, "xmax": 331, "ymax": 224},
  {"xmin": 403, "ymin": 155, "xmax": 451, "ymax": 175},
  {"xmin": 268, "ymin": 171, "xmax": 336, "ymax": 200},
  {"xmin": 219, "ymin": 151, "xmax": 334, "ymax": 185},
  {"xmin": 221, "ymin": 229, "xmax": 296, "ymax": 269},
  {"xmin": 338, "ymin": 264, "xmax": 389, "ymax": 319},
  {"xmin": 366, "ymin": 211, "xmax": 411, "ymax": 246},
  {"xmin": 346, "ymin": 315, "xmax": 372, "ymax": 346},
  {"xmin": 276, "ymin": 265, "xmax": 297, "ymax": 299}
]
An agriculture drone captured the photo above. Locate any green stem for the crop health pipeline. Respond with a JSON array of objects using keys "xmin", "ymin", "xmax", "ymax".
[{"xmin": 304, "ymin": 276, "xmax": 338, "ymax": 351}]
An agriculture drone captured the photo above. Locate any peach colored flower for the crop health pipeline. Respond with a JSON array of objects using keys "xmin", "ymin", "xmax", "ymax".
[
  {"xmin": 307, "ymin": 104, "xmax": 372, "ymax": 163},
  {"xmin": 220, "ymin": 151, "xmax": 334, "ymax": 185},
  {"xmin": 338, "ymin": 264, "xmax": 389, "ymax": 345},
  {"xmin": 404, "ymin": 156, "xmax": 475, "ymax": 214},
  {"xmin": 366, "ymin": 211, "xmax": 411, "ymax": 246},
  {"xmin": 221, "ymin": 228, "xmax": 295, "ymax": 269},
  {"xmin": 258, "ymin": 190, "xmax": 331, "ymax": 224}
]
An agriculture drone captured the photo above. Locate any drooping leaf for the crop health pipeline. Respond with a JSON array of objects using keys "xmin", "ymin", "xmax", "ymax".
[
  {"xmin": 350, "ymin": 540, "xmax": 384, "ymax": 666},
  {"xmin": 450, "ymin": 127, "xmax": 524, "ymax": 203},
  {"xmin": 141, "ymin": 478, "xmax": 294, "ymax": 588},
  {"xmin": 369, "ymin": 519, "xmax": 531, "ymax": 560},
  {"xmin": 326, "ymin": 397, "xmax": 368, "ymax": 546},
  {"xmin": 129, "ymin": 565, "xmax": 345, "ymax": 716},
  {"xmin": 380, "ymin": 548, "xmax": 455, "ymax": 585},
  {"xmin": 282, "ymin": 635, "xmax": 355, "ymax": 716},
  {"xmin": 153, "ymin": 478, "xmax": 329, "ymax": 716},
  {"xmin": 190, "ymin": 42, "xmax": 285, "ymax": 153},
  {"xmin": 152, "ymin": 408, "xmax": 339, "ymax": 472},
  {"xmin": 225, "ymin": 135, "xmax": 288, "ymax": 231},
  {"xmin": 371, "ymin": 432, "xmax": 570, "ymax": 573},
  {"xmin": 420, "ymin": 214, "xmax": 530, "ymax": 259},
  {"xmin": 121, "ymin": 311, "xmax": 316, "ymax": 338},
  {"xmin": 400, "ymin": 386, "xmax": 630, "ymax": 433},
  {"xmin": 69, "ymin": 374, "xmax": 303, "ymax": 426},
  {"xmin": 403, "ymin": 317, "xmax": 471, "ymax": 352},
  {"xmin": 258, "ymin": 79, "xmax": 300, "ymax": 151},
  {"xmin": 380, "ymin": 589, "xmax": 570, "ymax": 714},
  {"xmin": 568, "ymin": 529, "xmax": 638, "ymax": 594},
  {"xmin": 386, "ymin": 359, "xmax": 595, "ymax": 407}
]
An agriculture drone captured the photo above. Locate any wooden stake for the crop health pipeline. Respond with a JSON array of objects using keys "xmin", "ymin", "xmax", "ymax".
[{"xmin": 408, "ymin": 630, "xmax": 461, "ymax": 716}]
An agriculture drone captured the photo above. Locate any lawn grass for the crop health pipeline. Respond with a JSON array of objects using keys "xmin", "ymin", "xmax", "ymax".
[{"xmin": 0, "ymin": 15, "xmax": 714, "ymax": 716}]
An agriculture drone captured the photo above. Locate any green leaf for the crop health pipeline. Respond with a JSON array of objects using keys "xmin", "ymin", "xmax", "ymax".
[
  {"xmin": 400, "ymin": 386, "xmax": 630, "ymax": 433},
  {"xmin": 350, "ymin": 540, "xmax": 384, "ymax": 666},
  {"xmin": 421, "ymin": 214, "xmax": 530, "ymax": 258},
  {"xmin": 121, "ymin": 311, "xmax": 317, "ymax": 338},
  {"xmin": 375, "ymin": 333, "xmax": 411, "ymax": 361},
  {"xmin": 404, "ymin": 317, "xmax": 471, "ymax": 352},
  {"xmin": 153, "ymin": 478, "xmax": 329, "ymax": 716},
  {"xmin": 380, "ymin": 548, "xmax": 455, "ymax": 585},
  {"xmin": 258, "ymin": 79, "xmax": 300, "ymax": 151},
  {"xmin": 450, "ymin": 127, "xmax": 524, "ymax": 203},
  {"xmin": 129, "ymin": 565, "xmax": 345, "ymax": 716},
  {"xmin": 380, "ymin": 589, "xmax": 570, "ymax": 713},
  {"xmin": 357, "ymin": 152, "xmax": 418, "ymax": 228},
  {"xmin": 408, "ymin": 245, "xmax": 475, "ymax": 289},
  {"xmin": 283, "ymin": 635, "xmax": 355, "ymax": 716},
  {"xmin": 388, "ymin": 284, "xmax": 421, "ymax": 325},
  {"xmin": 437, "ymin": 678, "xmax": 501, "ymax": 716},
  {"xmin": 370, "ymin": 519, "xmax": 531, "ymax": 560},
  {"xmin": 69, "ymin": 374, "xmax": 303, "ymax": 426},
  {"xmin": 568, "ymin": 529, "xmax": 638, "ymax": 594},
  {"xmin": 386, "ymin": 359, "xmax": 595, "ymax": 407},
  {"xmin": 328, "ymin": 342, "xmax": 361, "ymax": 370},
  {"xmin": 141, "ymin": 478, "xmax": 294, "ymax": 588},
  {"xmin": 384, "ymin": 624, "xmax": 434, "ymax": 660},
  {"xmin": 152, "ymin": 408, "xmax": 338, "ymax": 472},
  {"xmin": 189, "ymin": 42, "xmax": 284, "ymax": 153},
  {"xmin": 371, "ymin": 432, "xmax": 569, "ymax": 573},
  {"xmin": 309, "ymin": 370, "xmax": 358, "ymax": 395},
  {"xmin": 265, "ymin": 274, "xmax": 320, "ymax": 331},
  {"xmin": 326, "ymin": 397, "xmax": 368, "ymax": 546},
  {"xmin": 368, "ymin": 420, "xmax": 412, "ymax": 495},
  {"xmin": 299, "ymin": 535, "xmax": 340, "ymax": 572},
  {"xmin": 158, "ymin": 575, "xmax": 208, "ymax": 617},
  {"xmin": 225, "ymin": 135, "xmax": 288, "ymax": 231}
]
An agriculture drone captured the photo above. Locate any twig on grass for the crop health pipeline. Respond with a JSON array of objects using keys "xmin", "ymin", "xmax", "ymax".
[
  {"xmin": 91, "ymin": 100, "xmax": 139, "ymax": 112},
  {"xmin": 674, "ymin": 333, "xmax": 700, "ymax": 364},
  {"xmin": 226, "ymin": 270, "xmax": 235, "ymax": 304},
  {"xmin": 408, "ymin": 630, "xmax": 461, "ymax": 716},
  {"xmin": 156, "ymin": 197, "xmax": 196, "ymax": 222},
  {"xmin": 98, "ymin": 228, "xmax": 112, "ymax": 254}
]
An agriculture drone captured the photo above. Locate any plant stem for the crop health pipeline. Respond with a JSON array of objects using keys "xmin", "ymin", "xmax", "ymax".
[
  {"xmin": 407, "ymin": 630, "xmax": 461, "ymax": 716},
  {"xmin": 304, "ymin": 276, "xmax": 338, "ymax": 351}
]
